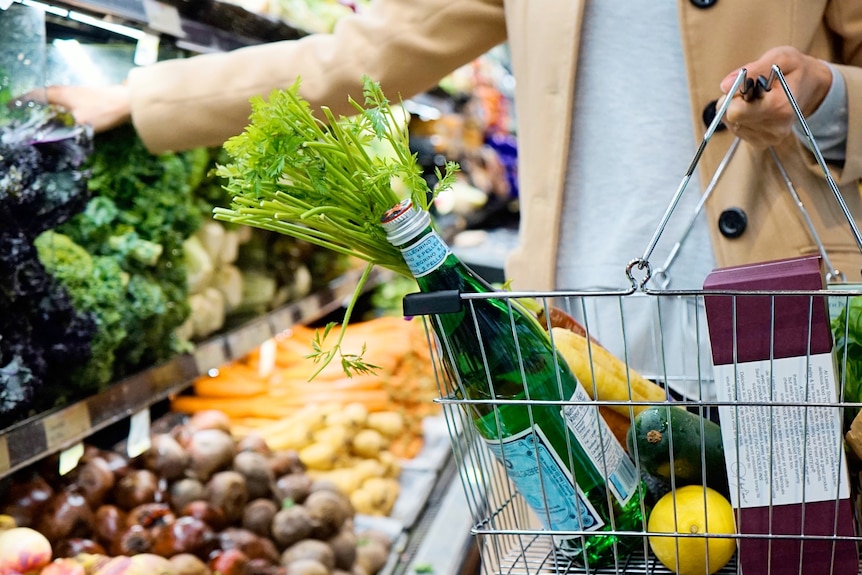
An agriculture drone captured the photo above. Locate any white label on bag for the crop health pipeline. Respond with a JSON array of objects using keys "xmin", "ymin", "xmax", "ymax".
[{"xmin": 713, "ymin": 353, "xmax": 849, "ymax": 509}]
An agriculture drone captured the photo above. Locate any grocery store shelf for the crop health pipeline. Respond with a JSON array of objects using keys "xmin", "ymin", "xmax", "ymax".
[
  {"xmin": 0, "ymin": 265, "xmax": 392, "ymax": 479},
  {"xmin": 18, "ymin": 0, "xmax": 306, "ymax": 52}
]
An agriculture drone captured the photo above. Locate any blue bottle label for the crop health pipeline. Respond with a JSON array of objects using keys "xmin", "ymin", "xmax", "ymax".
[
  {"xmin": 485, "ymin": 426, "xmax": 605, "ymax": 533},
  {"xmin": 401, "ymin": 232, "xmax": 450, "ymax": 277}
]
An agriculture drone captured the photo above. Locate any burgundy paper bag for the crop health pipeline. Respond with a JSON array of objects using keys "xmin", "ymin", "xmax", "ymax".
[{"xmin": 703, "ymin": 255, "xmax": 857, "ymax": 575}]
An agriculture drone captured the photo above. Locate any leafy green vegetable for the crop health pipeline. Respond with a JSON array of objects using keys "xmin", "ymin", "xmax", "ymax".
[
  {"xmin": 214, "ymin": 76, "xmax": 458, "ymax": 377},
  {"xmin": 35, "ymin": 231, "xmax": 127, "ymax": 394},
  {"xmin": 59, "ymin": 125, "xmax": 203, "ymax": 376},
  {"xmin": 832, "ymin": 296, "xmax": 862, "ymax": 424},
  {"xmin": 0, "ymin": 104, "xmax": 96, "ymax": 422}
]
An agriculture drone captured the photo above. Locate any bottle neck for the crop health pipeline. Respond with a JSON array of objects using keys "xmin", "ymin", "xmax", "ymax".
[
  {"xmin": 393, "ymin": 224, "xmax": 451, "ymax": 279},
  {"xmin": 381, "ymin": 199, "xmax": 494, "ymax": 292}
]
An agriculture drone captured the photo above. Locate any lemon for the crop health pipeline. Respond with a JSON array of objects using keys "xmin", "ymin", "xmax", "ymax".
[{"xmin": 648, "ymin": 485, "xmax": 737, "ymax": 575}]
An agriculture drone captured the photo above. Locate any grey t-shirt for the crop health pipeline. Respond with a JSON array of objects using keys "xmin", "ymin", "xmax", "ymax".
[
  {"xmin": 556, "ymin": 0, "xmax": 717, "ymax": 396},
  {"xmin": 557, "ymin": 0, "xmax": 716, "ymax": 293}
]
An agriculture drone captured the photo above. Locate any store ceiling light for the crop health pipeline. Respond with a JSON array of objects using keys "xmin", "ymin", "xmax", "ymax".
[{"xmin": 19, "ymin": 0, "xmax": 146, "ymax": 39}]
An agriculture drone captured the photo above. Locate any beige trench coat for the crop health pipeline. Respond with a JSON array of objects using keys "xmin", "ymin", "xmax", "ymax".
[{"xmin": 129, "ymin": 0, "xmax": 862, "ymax": 288}]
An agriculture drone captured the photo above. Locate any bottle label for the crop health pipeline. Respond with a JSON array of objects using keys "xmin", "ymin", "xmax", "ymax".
[
  {"xmin": 561, "ymin": 385, "xmax": 639, "ymax": 506},
  {"xmin": 484, "ymin": 426, "xmax": 605, "ymax": 533},
  {"xmin": 400, "ymin": 232, "xmax": 450, "ymax": 278}
]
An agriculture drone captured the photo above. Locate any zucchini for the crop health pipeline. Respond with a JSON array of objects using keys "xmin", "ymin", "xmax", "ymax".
[{"xmin": 627, "ymin": 405, "xmax": 729, "ymax": 497}]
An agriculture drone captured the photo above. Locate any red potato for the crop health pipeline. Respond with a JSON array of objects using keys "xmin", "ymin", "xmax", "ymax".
[
  {"xmin": 109, "ymin": 524, "xmax": 154, "ymax": 556},
  {"xmin": 93, "ymin": 505, "xmax": 127, "ymax": 548},
  {"xmin": 143, "ymin": 434, "xmax": 191, "ymax": 481},
  {"xmin": 125, "ymin": 502, "xmax": 175, "ymax": 529},
  {"xmin": 0, "ymin": 527, "xmax": 53, "ymax": 574},
  {"xmin": 113, "ymin": 469, "xmax": 160, "ymax": 511},
  {"xmin": 150, "ymin": 516, "xmax": 216, "ymax": 559},
  {"xmin": 53, "ymin": 538, "xmax": 106, "ymax": 557},
  {"xmin": 1, "ymin": 473, "xmax": 54, "ymax": 527},
  {"xmin": 35, "ymin": 488, "xmax": 94, "ymax": 542},
  {"xmin": 180, "ymin": 500, "xmax": 227, "ymax": 531},
  {"xmin": 208, "ymin": 549, "xmax": 249, "ymax": 575},
  {"xmin": 75, "ymin": 457, "xmax": 116, "ymax": 508}
]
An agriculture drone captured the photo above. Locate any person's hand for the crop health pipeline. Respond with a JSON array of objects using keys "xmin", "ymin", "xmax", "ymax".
[
  {"xmin": 28, "ymin": 84, "xmax": 132, "ymax": 133},
  {"xmin": 718, "ymin": 46, "xmax": 833, "ymax": 148}
]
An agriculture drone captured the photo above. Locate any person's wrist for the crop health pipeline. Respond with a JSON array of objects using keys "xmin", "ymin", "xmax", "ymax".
[
  {"xmin": 802, "ymin": 57, "xmax": 834, "ymax": 117},
  {"xmin": 108, "ymin": 84, "xmax": 132, "ymax": 129}
]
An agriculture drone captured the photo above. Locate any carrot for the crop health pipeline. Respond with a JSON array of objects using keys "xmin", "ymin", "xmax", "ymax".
[
  {"xmin": 171, "ymin": 395, "xmax": 299, "ymax": 419},
  {"xmin": 193, "ymin": 374, "xmax": 269, "ymax": 398}
]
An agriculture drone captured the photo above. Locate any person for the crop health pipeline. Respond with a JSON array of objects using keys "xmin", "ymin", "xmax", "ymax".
[{"xmin": 40, "ymin": 0, "xmax": 862, "ymax": 396}]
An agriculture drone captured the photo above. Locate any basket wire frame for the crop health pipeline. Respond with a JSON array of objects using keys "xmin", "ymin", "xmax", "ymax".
[
  {"xmin": 418, "ymin": 289, "xmax": 862, "ymax": 575},
  {"xmin": 408, "ymin": 65, "xmax": 862, "ymax": 575}
]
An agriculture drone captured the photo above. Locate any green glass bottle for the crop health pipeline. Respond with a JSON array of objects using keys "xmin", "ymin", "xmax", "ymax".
[{"xmin": 381, "ymin": 199, "xmax": 648, "ymax": 567}]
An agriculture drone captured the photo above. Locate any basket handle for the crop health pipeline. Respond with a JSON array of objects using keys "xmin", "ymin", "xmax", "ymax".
[{"xmin": 628, "ymin": 65, "xmax": 862, "ymax": 291}]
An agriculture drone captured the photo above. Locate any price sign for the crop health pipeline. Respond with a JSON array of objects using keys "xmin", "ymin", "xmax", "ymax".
[
  {"xmin": 258, "ymin": 338, "xmax": 277, "ymax": 378},
  {"xmin": 0, "ymin": 436, "xmax": 9, "ymax": 475},
  {"xmin": 142, "ymin": 0, "xmax": 185, "ymax": 37},
  {"xmin": 43, "ymin": 403, "xmax": 91, "ymax": 452},
  {"xmin": 127, "ymin": 408, "xmax": 152, "ymax": 458},
  {"xmin": 134, "ymin": 33, "xmax": 161, "ymax": 66},
  {"xmin": 58, "ymin": 442, "xmax": 85, "ymax": 476}
]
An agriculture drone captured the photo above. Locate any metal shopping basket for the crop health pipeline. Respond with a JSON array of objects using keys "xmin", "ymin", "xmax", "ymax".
[{"xmin": 402, "ymin": 67, "xmax": 862, "ymax": 575}]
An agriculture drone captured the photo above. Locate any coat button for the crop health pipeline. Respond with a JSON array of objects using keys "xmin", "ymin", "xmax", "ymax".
[
  {"xmin": 702, "ymin": 100, "xmax": 727, "ymax": 132},
  {"xmin": 690, "ymin": 0, "xmax": 718, "ymax": 7},
  {"xmin": 718, "ymin": 208, "xmax": 747, "ymax": 238}
]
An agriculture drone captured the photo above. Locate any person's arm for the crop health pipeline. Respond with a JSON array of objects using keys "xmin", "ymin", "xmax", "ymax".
[
  {"xmin": 129, "ymin": 0, "xmax": 505, "ymax": 152},
  {"xmin": 788, "ymin": 62, "xmax": 847, "ymax": 162},
  {"xmin": 718, "ymin": 0, "xmax": 862, "ymax": 184}
]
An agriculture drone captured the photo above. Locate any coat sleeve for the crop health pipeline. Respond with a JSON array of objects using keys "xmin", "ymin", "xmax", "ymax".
[
  {"xmin": 127, "ymin": 0, "xmax": 507, "ymax": 153},
  {"xmin": 823, "ymin": 0, "xmax": 862, "ymax": 184}
]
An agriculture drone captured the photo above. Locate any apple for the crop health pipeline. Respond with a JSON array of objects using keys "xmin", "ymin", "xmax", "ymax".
[{"xmin": 0, "ymin": 527, "xmax": 53, "ymax": 574}]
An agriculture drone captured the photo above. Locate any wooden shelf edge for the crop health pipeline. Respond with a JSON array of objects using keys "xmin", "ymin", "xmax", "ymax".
[{"xmin": 0, "ymin": 265, "xmax": 392, "ymax": 479}]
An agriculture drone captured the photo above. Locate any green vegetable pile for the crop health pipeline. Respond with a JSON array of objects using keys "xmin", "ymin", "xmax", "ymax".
[
  {"xmin": 215, "ymin": 76, "xmax": 458, "ymax": 377},
  {"xmin": 55, "ymin": 126, "xmax": 206, "ymax": 379},
  {"xmin": 35, "ymin": 231, "xmax": 127, "ymax": 395},
  {"xmin": 832, "ymin": 297, "xmax": 862, "ymax": 425},
  {"xmin": 0, "ymin": 104, "xmax": 96, "ymax": 421}
]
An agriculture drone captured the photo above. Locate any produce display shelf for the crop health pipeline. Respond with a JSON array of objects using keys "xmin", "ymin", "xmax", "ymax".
[
  {"xmin": 18, "ymin": 0, "xmax": 306, "ymax": 53},
  {"xmin": 0, "ymin": 265, "xmax": 391, "ymax": 480}
]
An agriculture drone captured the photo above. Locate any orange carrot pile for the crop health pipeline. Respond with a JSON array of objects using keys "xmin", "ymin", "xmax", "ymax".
[{"xmin": 171, "ymin": 315, "xmax": 440, "ymax": 459}]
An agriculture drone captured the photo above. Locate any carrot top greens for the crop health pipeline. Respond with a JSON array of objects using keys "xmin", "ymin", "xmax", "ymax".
[{"xmin": 214, "ymin": 76, "xmax": 458, "ymax": 378}]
